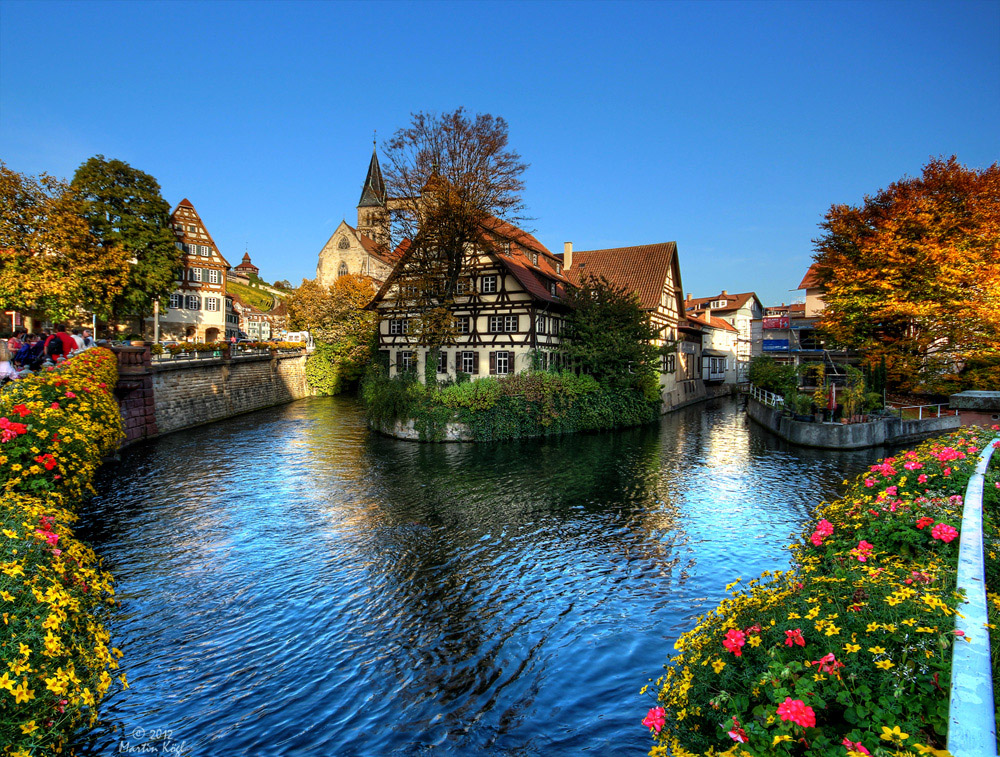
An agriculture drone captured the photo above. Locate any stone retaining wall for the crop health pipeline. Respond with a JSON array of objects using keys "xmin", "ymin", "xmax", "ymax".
[
  {"xmin": 746, "ymin": 395, "xmax": 960, "ymax": 449},
  {"xmin": 113, "ymin": 346, "xmax": 308, "ymax": 445}
]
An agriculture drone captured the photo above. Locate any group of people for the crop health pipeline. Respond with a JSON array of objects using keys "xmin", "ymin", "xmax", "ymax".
[{"xmin": 0, "ymin": 326, "xmax": 96, "ymax": 385}]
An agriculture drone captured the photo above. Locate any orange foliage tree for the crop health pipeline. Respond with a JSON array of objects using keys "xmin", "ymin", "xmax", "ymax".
[
  {"xmin": 0, "ymin": 163, "xmax": 130, "ymax": 323},
  {"xmin": 812, "ymin": 156, "xmax": 1000, "ymax": 393}
]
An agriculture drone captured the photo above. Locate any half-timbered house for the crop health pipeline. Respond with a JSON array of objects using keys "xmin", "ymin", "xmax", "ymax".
[
  {"xmin": 147, "ymin": 199, "xmax": 231, "ymax": 342},
  {"xmin": 563, "ymin": 241, "xmax": 699, "ymax": 411},
  {"xmin": 368, "ymin": 217, "xmax": 573, "ymax": 380}
]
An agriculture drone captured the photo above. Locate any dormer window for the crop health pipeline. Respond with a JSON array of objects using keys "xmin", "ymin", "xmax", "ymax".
[
  {"xmin": 501, "ymin": 242, "xmax": 511, "ymax": 256},
  {"xmin": 555, "ymin": 263, "xmax": 562, "ymax": 274},
  {"xmin": 711, "ymin": 299, "xmax": 727, "ymax": 309},
  {"xmin": 530, "ymin": 252, "xmax": 538, "ymax": 265}
]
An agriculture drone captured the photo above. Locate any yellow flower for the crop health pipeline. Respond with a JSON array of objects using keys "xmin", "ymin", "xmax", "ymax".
[
  {"xmin": 916, "ymin": 626, "xmax": 936, "ymax": 633},
  {"xmin": 11, "ymin": 679, "xmax": 34, "ymax": 703},
  {"xmin": 901, "ymin": 618, "xmax": 918, "ymax": 627},
  {"xmin": 772, "ymin": 735, "xmax": 792, "ymax": 746},
  {"xmin": 875, "ymin": 659, "xmax": 895, "ymax": 670},
  {"xmin": 0, "ymin": 590, "xmax": 14, "ymax": 602},
  {"xmin": 712, "ymin": 659, "xmax": 726, "ymax": 674},
  {"xmin": 866, "ymin": 622, "xmax": 880, "ymax": 632},
  {"xmin": 20, "ymin": 720, "xmax": 38, "ymax": 735},
  {"xmin": 1, "ymin": 528, "xmax": 17, "ymax": 539},
  {"xmin": 868, "ymin": 646, "xmax": 886, "ymax": 654},
  {"xmin": 825, "ymin": 624, "xmax": 841, "ymax": 636},
  {"xmin": 844, "ymin": 643, "xmax": 861, "ymax": 654},
  {"xmin": 747, "ymin": 635, "xmax": 761, "ymax": 647},
  {"xmin": 787, "ymin": 612, "xmax": 801, "ymax": 619},
  {"xmin": 880, "ymin": 725, "xmax": 909, "ymax": 744}
]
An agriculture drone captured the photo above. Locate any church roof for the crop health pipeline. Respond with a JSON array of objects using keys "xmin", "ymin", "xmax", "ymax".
[{"xmin": 358, "ymin": 147, "xmax": 387, "ymax": 208}]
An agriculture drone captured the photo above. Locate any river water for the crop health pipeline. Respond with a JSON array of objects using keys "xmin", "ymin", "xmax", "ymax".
[{"xmin": 75, "ymin": 396, "xmax": 883, "ymax": 756}]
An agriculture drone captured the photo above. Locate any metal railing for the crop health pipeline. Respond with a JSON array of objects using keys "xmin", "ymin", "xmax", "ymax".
[
  {"xmin": 891, "ymin": 404, "xmax": 957, "ymax": 421},
  {"xmin": 948, "ymin": 434, "xmax": 999, "ymax": 757},
  {"xmin": 747, "ymin": 383, "xmax": 784, "ymax": 409}
]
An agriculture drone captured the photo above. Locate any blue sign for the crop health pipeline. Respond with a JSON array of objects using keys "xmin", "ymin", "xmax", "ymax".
[{"xmin": 762, "ymin": 340, "xmax": 789, "ymax": 352}]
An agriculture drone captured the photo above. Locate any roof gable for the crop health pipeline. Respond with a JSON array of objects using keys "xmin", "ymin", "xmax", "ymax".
[
  {"xmin": 566, "ymin": 242, "xmax": 682, "ymax": 312},
  {"xmin": 170, "ymin": 199, "xmax": 230, "ymax": 268}
]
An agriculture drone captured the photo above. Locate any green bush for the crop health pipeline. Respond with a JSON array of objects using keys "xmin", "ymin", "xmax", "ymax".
[{"xmin": 749, "ymin": 356, "xmax": 798, "ymax": 395}]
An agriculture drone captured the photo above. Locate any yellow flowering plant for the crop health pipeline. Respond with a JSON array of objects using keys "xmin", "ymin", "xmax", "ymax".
[
  {"xmin": 643, "ymin": 428, "xmax": 996, "ymax": 757},
  {"xmin": 1, "ymin": 348, "xmax": 125, "ymax": 753}
]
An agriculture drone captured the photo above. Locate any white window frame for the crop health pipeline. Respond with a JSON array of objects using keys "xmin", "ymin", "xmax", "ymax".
[
  {"xmin": 169, "ymin": 293, "xmax": 181, "ymax": 309},
  {"xmin": 185, "ymin": 295, "xmax": 200, "ymax": 310},
  {"xmin": 496, "ymin": 351, "xmax": 510, "ymax": 375},
  {"xmin": 536, "ymin": 315, "xmax": 547, "ymax": 334},
  {"xmin": 200, "ymin": 245, "xmax": 210, "ymax": 257},
  {"xmin": 504, "ymin": 315, "xmax": 518, "ymax": 332},
  {"xmin": 205, "ymin": 297, "xmax": 220, "ymax": 312},
  {"xmin": 481, "ymin": 275, "xmax": 497, "ymax": 294},
  {"xmin": 389, "ymin": 319, "xmax": 409, "ymax": 335},
  {"xmin": 400, "ymin": 351, "xmax": 415, "ymax": 372},
  {"xmin": 191, "ymin": 267, "xmax": 203, "ymax": 282},
  {"xmin": 456, "ymin": 316, "xmax": 470, "ymax": 334},
  {"xmin": 208, "ymin": 269, "xmax": 219, "ymax": 284}
]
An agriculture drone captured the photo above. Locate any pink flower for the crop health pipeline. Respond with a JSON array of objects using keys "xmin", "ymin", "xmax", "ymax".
[
  {"xmin": 851, "ymin": 540, "xmax": 874, "ymax": 562},
  {"xmin": 904, "ymin": 461, "xmax": 923, "ymax": 471},
  {"xmin": 842, "ymin": 738, "xmax": 871, "ymax": 754},
  {"xmin": 885, "ymin": 486, "xmax": 897, "ymax": 496},
  {"xmin": 810, "ymin": 652, "xmax": 844, "ymax": 673},
  {"xmin": 776, "ymin": 697, "xmax": 816, "ymax": 728},
  {"xmin": 642, "ymin": 706, "xmax": 665, "ymax": 733},
  {"xmin": 916, "ymin": 517, "xmax": 935, "ymax": 530},
  {"xmin": 918, "ymin": 474, "xmax": 928, "ymax": 484},
  {"xmin": 728, "ymin": 716, "xmax": 748, "ymax": 743},
  {"xmin": 943, "ymin": 467, "xmax": 952, "ymax": 477},
  {"xmin": 931, "ymin": 523, "xmax": 958, "ymax": 543},
  {"xmin": 864, "ymin": 478, "xmax": 875, "ymax": 488},
  {"xmin": 50, "ymin": 402, "xmax": 60, "ymax": 410},
  {"xmin": 723, "ymin": 628, "xmax": 746, "ymax": 657},
  {"xmin": 785, "ymin": 628, "xmax": 805, "ymax": 647},
  {"xmin": 816, "ymin": 519, "xmax": 834, "ymax": 537}
]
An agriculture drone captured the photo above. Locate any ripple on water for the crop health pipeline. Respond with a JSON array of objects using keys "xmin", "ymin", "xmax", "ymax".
[{"xmin": 74, "ymin": 396, "xmax": 882, "ymax": 756}]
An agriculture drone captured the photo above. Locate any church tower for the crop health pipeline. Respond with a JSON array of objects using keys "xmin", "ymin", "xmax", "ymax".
[{"xmin": 357, "ymin": 146, "xmax": 389, "ymax": 248}]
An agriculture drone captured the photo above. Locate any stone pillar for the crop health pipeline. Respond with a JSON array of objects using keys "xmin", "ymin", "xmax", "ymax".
[{"xmin": 113, "ymin": 345, "xmax": 158, "ymax": 446}]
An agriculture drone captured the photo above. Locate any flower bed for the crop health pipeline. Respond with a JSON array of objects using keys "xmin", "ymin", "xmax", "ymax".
[
  {"xmin": 1, "ymin": 348, "xmax": 125, "ymax": 754},
  {"xmin": 642, "ymin": 427, "xmax": 999, "ymax": 757}
]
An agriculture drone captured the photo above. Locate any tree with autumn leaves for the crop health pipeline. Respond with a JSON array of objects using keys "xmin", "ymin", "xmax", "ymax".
[
  {"xmin": 812, "ymin": 157, "xmax": 1000, "ymax": 394},
  {"xmin": 0, "ymin": 163, "xmax": 130, "ymax": 323},
  {"xmin": 286, "ymin": 274, "xmax": 378, "ymax": 395}
]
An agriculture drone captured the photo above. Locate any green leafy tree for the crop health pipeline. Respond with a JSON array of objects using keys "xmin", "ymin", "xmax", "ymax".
[
  {"xmin": 558, "ymin": 274, "xmax": 660, "ymax": 394},
  {"xmin": 71, "ymin": 155, "xmax": 181, "ymax": 327},
  {"xmin": 0, "ymin": 162, "xmax": 129, "ymax": 322},
  {"xmin": 812, "ymin": 156, "xmax": 1000, "ymax": 393}
]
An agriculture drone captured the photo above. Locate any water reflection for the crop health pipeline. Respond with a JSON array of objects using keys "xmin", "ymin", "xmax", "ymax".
[{"xmin": 75, "ymin": 396, "xmax": 881, "ymax": 756}]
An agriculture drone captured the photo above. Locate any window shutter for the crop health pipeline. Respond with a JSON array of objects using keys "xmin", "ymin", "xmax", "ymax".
[
  {"xmin": 473, "ymin": 352, "xmax": 480, "ymax": 375},
  {"xmin": 489, "ymin": 351, "xmax": 496, "ymax": 375},
  {"xmin": 394, "ymin": 352, "xmax": 400, "ymax": 374}
]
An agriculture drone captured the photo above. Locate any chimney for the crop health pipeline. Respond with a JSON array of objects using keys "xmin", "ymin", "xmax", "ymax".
[
  {"xmin": 563, "ymin": 242, "xmax": 573, "ymax": 269},
  {"xmin": 721, "ymin": 289, "xmax": 728, "ymax": 296},
  {"xmin": 704, "ymin": 306, "xmax": 712, "ymax": 323},
  {"xmin": 686, "ymin": 292, "xmax": 691, "ymax": 301}
]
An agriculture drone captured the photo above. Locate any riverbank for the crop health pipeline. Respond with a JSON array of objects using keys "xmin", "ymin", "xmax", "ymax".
[
  {"xmin": 361, "ymin": 369, "xmax": 660, "ymax": 442},
  {"xmin": 0, "ymin": 349, "xmax": 125, "ymax": 753},
  {"xmin": 642, "ymin": 426, "xmax": 999, "ymax": 756}
]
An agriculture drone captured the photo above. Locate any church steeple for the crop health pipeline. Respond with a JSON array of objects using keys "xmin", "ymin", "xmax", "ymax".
[{"xmin": 358, "ymin": 145, "xmax": 386, "ymax": 208}]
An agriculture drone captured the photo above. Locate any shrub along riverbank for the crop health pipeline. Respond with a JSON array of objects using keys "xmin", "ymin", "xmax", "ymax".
[
  {"xmin": 361, "ymin": 368, "xmax": 661, "ymax": 442},
  {"xmin": 1, "ymin": 348, "xmax": 125, "ymax": 754},
  {"xmin": 642, "ymin": 427, "xmax": 999, "ymax": 757}
]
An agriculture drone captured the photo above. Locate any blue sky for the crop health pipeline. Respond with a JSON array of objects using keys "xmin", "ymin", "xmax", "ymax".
[{"xmin": 2, "ymin": 0, "xmax": 997, "ymax": 306}]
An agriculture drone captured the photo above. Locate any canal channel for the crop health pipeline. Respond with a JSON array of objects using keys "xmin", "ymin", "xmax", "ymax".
[{"xmin": 75, "ymin": 395, "xmax": 884, "ymax": 756}]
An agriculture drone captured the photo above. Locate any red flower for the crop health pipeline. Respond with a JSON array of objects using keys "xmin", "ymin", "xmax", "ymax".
[
  {"xmin": 723, "ymin": 628, "xmax": 746, "ymax": 656},
  {"xmin": 776, "ymin": 697, "xmax": 816, "ymax": 728},
  {"xmin": 50, "ymin": 402, "xmax": 60, "ymax": 410},
  {"xmin": 931, "ymin": 523, "xmax": 958, "ymax": 543},
  {"xmin": 785, "ymin": 628, "xmax": 805, "ymax": 647},
  {"xmin": 11, "ymin": 404, "xmax": 30, "ymax": 417},
  {"xmin": 642, "ymin": 706, "xmax": 665, "ymax": 733},
  {"xmin": 916, "ymin": 517, "xmax": 935, "ymax": 530},
  {"xmin": 810, "ymin": 652, "xmax": 844, "ymax": 673},
  {"xmin": 727, "ymin": 716, "xmax": 748, "ymax": 743}
]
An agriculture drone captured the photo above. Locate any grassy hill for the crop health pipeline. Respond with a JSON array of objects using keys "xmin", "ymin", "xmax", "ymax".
[{"xmin": 227, "ymin": 279, "xmax": 275, "ymax": 311}]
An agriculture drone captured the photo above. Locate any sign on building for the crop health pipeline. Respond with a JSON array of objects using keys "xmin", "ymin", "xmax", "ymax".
[{"xmin": 762, "ymin": 339, "xmax": 789, "ymax": 352}]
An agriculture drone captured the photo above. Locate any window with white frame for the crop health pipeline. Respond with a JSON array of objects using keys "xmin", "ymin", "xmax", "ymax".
[
  {"xmin": 495, "ymin": 351, "xmax": 511, "ymax": 375},
  {"xmin": 460, "ymin": 351, "xmax": 476, "ymax": 373},
  {"xmin": 389, "ymin": 319, "xmax": 409, "ymax": 335},
  {"xmin": 555, "ymin": 263, "xmax": 562, "ymax": 274},
  {"xmin": 663, "ymin": 353, "xmax": 676, "ymax": 373},
  {"xmin": 504, "ymin": 315, "xmax": 518, "ymax": 332},
  {"xmin": 205, "ymin": 297, "xmax": 220, "ymax": 312},
  {"xmin": 208, "ymin": 269, "xmax": 219, "ymax": 284},
  {"xmin": 501, "ymin": 242, "xmax": 511, "ymax": 256},
  {"xmin": 549, "ymin": 281, "xmax": 557, "ymax": 296},
  {"xmin": 455, "ymin": 280, "xmax": 466, "ymax": 295},
  {"xmin": 481, "ymin": 275, "xmax": 497, "ymax": 294},
  {"xmin": 188, "ymin": 224, "xmax": 196, "ymax": 232},
  {"xmin": 169, "ymin": 293, "xmax": 181, "ymax": 309},
  {"xmin": 200, "ymin": 245, "xmax": 210, "ymax": 257},
  {"xmin": 399, "ymin": 351, "xmax": 415, "ymax": 372},
  {"xmin": 488, "ymin": 315, "xmax": 518, "ymax": 333},
  {"xmin": 455, "ymin": 316, "xmax": 470, "ymax": 334},
  {"xmin": 536, "ymin": 314, "xmax": 547, "ymax": 334},
  {"xmin": 530, "ymin": 252, "xmax": 538, "ymax": 265},
  {"xmin": 190, "ymin": 268, "xmax": 203, "ymax": 282},
  {"xmin": 185, "ymin": 295, "xmax": 200, "ymax": 310},
  {"xmin": 437, "ymin": 350, "xmax": 447, "ymax": 373}
]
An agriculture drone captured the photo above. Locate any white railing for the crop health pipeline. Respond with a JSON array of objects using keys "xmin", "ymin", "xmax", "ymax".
[
  {"xmin": 891, "ymin": 404, "xmax": 957, "ymax": 421},
  {"xmin": 747, "ymin": 384, "xmax": 784, "ymax": 409},
  {"xmin": 948, "ymin": 434, "xmax": 999, "ymax": 756}
]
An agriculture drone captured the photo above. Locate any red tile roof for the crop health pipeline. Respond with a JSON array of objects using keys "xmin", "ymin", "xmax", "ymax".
[
  {"xmin": 798, "ymin": 263, "xmax": 821, "ymax": 289},
  {"xmin": 684, "ymin": 291, "xmax": 760, "ymax": 314},
  {"xmin": 687, "ymin": 313, "xmax": 738, "ymax": 332},
  {"xmin": 566, "ymin": 242, "xmax": 680, "ymax": 310}
]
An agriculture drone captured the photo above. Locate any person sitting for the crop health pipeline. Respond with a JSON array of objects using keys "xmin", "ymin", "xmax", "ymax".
[{"xmin": 0, "ymin": 343, "xmax": 19, "ymax": 384}]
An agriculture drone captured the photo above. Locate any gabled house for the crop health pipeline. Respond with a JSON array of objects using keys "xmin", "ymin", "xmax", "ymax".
[
  {"xmin": 563, "ymin": 241, "xmax": 699, "ymax": 411},
  {"xmin": 149, "ymin": 199, "xmax": 230, "ymax": 343},
  {"xmin": 368, "ymin": 216, "xmax": 573, "ymax": 379},
  {"xmin": 686, "ymin": 311, "xmax": 740, "ymax": 390},
  {"xmin": 684, "ymin": 290, "xmax": 763, "ymax": 382}
]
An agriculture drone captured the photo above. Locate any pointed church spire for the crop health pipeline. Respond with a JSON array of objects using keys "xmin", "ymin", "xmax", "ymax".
[{"xmin": 358, "ymin": 145, "xmax": 386, "ymax": 208}]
